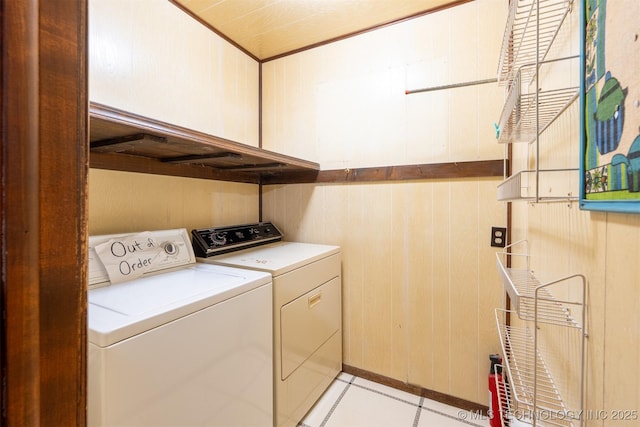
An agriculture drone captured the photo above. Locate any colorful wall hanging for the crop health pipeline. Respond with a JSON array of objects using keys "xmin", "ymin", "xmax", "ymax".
[{"xmin": 580, "ymin": 0, "xmax": 640, "ymax": 213}]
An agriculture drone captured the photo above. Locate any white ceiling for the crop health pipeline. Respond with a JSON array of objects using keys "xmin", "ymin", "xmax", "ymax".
[{"xmin": 172, "ymin": 0, "xmax": 465, "ymax": 60}]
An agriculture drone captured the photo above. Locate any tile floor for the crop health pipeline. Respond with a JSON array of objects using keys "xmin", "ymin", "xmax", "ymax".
[{"xmin": 299, "ymin": 373, "xmax": 491, "ymax": 427}]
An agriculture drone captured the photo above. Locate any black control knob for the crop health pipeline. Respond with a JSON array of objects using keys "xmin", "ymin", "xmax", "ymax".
[{"xmin": 210, "ymin": 232, "xmax": 227, "ymax": 246}]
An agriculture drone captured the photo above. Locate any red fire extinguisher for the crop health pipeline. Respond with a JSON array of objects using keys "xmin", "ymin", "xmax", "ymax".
[{"xmin": 489, "ymin": 354, "xmax": 505, "ymax": 427}]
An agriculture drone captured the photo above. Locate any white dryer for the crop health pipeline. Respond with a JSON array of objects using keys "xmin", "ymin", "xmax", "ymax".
[
  {"xmin": 88, "ymin": 228, "xmax": 273, "ymax": 427},
  {"xmin": 192, "ymin": 223, "xmax": 342, "ymax": 427}
]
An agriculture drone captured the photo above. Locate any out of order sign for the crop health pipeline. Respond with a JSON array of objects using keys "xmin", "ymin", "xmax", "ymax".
[{"xmin": 94, "ymin": 232, "xmax": 164, "ymax": 284}]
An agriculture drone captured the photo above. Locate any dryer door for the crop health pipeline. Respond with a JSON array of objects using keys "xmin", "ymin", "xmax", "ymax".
[{"xmin": 280, "ymin": 276, "xmax": 341, "ymax": 380}]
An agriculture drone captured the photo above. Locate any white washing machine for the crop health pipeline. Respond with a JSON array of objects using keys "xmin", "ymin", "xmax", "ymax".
[
  {"xmin": 88, "ymin": 228, "xmax": 273, "ymax": 427},
  {"xmin": 192, "ymin": 223, "xmax": 342, "ymax": 427}
]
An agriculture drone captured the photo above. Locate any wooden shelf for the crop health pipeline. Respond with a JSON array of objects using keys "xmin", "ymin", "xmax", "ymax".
[
  {"xmin": 89, "ymin": 102, "xmax": 320, "ymax": 184},
  {"xmin": 90, "ymin": 103, "xmax": 504, "ymax": 185}
]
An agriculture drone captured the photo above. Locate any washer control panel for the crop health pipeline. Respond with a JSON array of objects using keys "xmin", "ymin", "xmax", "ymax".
[{"xmin": 191, "ymin": 222, "xmax": 283, "ymax": 257}]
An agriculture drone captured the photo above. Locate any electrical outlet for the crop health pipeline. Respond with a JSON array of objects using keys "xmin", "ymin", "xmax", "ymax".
[{"xmin": 491, "ymin": 227, "xmax": 507, "ymax": 248}]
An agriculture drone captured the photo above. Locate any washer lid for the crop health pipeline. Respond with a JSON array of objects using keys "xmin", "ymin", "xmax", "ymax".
[
  {"xmin": 203, "ymin": 241, "xmax": 340, "ymax": 276},
  {"xmin": 88, "ymin": 263, "xmax": 271, "ymax": 347}
]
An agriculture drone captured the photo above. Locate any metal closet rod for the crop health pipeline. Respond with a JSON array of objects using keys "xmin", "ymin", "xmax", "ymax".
[{"xmin": 405, "ymin": 77, "xmax": 497, "ymax": 95}]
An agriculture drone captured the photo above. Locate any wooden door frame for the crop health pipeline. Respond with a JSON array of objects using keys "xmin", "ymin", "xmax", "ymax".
[{"xmin": 2, "ymin": 1, "xmax": 88, "ymax": 425}]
